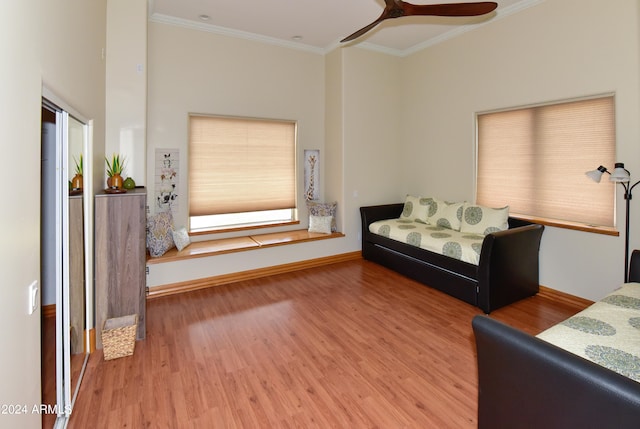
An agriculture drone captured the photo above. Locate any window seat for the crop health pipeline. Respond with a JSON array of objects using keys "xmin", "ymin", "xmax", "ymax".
[{"xmin": 146, "ymin": 229, "xmax": 345, "ymax": 264}]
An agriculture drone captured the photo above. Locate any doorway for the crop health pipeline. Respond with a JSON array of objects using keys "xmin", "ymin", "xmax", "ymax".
[{"xmin": 40, "ymin": 93, "xmax": 93, "ymax": 428}]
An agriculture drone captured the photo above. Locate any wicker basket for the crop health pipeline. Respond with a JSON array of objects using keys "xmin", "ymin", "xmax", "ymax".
[{"xmin": 102, "ymin": 314, "xmax": 138, "ymax": 360}]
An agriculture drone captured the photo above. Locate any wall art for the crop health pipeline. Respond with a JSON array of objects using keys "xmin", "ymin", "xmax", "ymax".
[
  {"xmin": 304, "ymin": 149, "xmax": 319, "ymax": 201},
  {"xmin": 155, "ymin": 149, "xmax": 179, "ymax": 212}
]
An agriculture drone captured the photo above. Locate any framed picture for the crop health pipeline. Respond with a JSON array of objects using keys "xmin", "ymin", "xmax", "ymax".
[
  {"xmin": 155, "ymin": 149, "xmax": 179, "ymax": 212},
  {"xmin": 304, "ymin": 149, "xmax": 319, "ymax": 201}
]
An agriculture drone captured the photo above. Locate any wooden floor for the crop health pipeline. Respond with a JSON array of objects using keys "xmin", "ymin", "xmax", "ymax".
[
  {"xmin": 41, "ymin": 313, "xmax": 88, "ymax": 428},
  {"xmin": 41, "ymin": 314, "xmax": 57, "ymax": 429},
  {"xmin": 68, "ymin": 259, "xmax": 588, "ymax": 428}
]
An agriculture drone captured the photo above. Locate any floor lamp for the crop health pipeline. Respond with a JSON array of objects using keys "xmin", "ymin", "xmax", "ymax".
[{"xmin": 586, "ymin": 163, "xmax": 640, "ymax": 282}]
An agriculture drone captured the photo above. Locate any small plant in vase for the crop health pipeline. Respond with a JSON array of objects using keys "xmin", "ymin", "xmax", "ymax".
[
  {"xmin": 71, "ymin": 154, "xmax": 83, "ymax": 191},
  {"xmin": 105, "ymin": 153, "xmax": 126, "ymax": 190}
]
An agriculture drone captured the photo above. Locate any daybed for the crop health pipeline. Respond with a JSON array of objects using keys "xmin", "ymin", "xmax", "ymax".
[
  {"xmin": 473, "ymin": 252, "xmax": 640, "ymax": 428},
  {"xmin": 360, "ymin": 199, "xmax": 545, "ymax": 313}
]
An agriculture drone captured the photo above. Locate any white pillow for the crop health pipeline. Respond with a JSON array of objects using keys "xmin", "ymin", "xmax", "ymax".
[
  {"xmin": 460, "ymin": 203, "xmax": 509, "ymax": 235},
  {"xmin": 308, "ymin": 215, "xmax": 333, "ymax": 234},
  {"xmin": 425, "ymin": 198, "xmax": 464, "ymax": 231},
  {"xmin": 307, "ymin": 201, "xmax": 337, "ymax": 232},
  {"xmin": 399, "ymin": 195, "xmax": 431, "ymax": 223},
  {"xmin": 171, "ymin": 226, "xmax": 191, "ymax": 251}
]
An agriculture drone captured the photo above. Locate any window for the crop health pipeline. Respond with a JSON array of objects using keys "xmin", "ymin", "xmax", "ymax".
[
  {"xmin": 476, "ymin": 95, "xmax": 615, "ymax": 228},
  {"xmin": 189, "ymin": 114, "xmax": 297, "ymax": 232}
]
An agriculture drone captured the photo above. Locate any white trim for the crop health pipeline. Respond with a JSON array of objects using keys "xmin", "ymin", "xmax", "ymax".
[
  {"xmin": 149, "ymin": 13, "xmax": 326, "ymax": 55},
  {"xmin": 350, "ymin": 41, "xmax": 405, "ymax": 57},
  {"xmin": 42, "ymin": 87, "xmax": 89, "ymax": 124},
  {"xmin": 401, "ymin": 0, "xmax": 544, "ymax": 57},
  {"xmin": 42, "ymin": 88, "xmax": 93, "ymax": 427},
  {"xmin": 476, "ymin": 91, "xmax": 616, "ymax": 116}
]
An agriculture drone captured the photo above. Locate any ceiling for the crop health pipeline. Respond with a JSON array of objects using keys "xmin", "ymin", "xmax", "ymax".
[{"xmin": 148, "ymin": 0, "xmax": 538, "ymax": 55}]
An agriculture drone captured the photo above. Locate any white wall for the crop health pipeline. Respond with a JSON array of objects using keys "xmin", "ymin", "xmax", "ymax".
[{"xmin": 400, "ymin": 0, "xmax": 640, "ymax": 300}]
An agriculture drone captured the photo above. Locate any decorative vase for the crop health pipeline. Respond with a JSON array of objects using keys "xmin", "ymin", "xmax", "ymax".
[
  {"xmin": 71, "ymin": 174, "xmax": 83, "ymax": 191},
  {"xmin": 109, "ymin": 173, "xmax": 123, "ymax": 190},
  {"xmin": 123, "ymin": 177, "xmax": 136, "ymax": 190}
]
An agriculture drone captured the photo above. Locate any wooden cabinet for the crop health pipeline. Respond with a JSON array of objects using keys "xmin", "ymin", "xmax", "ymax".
[{"xmin": 95, "ymin": 188, "xmax": 146, "ymax": 349}]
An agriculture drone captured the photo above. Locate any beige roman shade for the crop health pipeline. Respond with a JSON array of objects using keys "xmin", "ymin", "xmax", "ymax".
[
  {"xmin": 477, "ymin": 95, "xmax": 616, "ymax": 227},
  {"xmin": 189, "ymin": 115, "xmax": 296, "ymax": 216}
]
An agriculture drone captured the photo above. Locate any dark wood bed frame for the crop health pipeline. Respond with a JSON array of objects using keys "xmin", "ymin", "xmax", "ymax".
[{"xmin": 360, "ymin": 203, "xmax": 545, "ymax": 313}]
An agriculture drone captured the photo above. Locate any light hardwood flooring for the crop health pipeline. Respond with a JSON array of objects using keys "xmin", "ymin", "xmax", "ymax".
[
  {"xmin": 41, "ymin": 313, "xmax": 88, "ymax": 429},
  {"xmin": 41, "ymin": 314, "xmax": 56, "ymax": 429},
  {"xmin": 67, "ymin": 259, "xmax": 588, "ymax": 428}
]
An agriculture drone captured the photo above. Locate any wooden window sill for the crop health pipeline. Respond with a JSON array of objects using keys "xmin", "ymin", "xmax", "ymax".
[
  {"xmin": 146, "ymin": 229, "xmax": 344, "ymax": 264},
  {"xmin": 511, "ymin": 213, "xmax": 619, "ymax": 236}
]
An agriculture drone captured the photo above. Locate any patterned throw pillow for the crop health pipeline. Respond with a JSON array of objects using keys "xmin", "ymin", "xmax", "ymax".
[
  {"xmin": 425, "ymin": 198, "xmax": 464, "ymax": 231},
  {"xmin": 308, "ymin": 215, "xmax": 333, "ymax": 234},
  {"xmin": 460, "ymin": 203, "xmax": 509, "ymax": 235},
  {"xmin": 171, "ymin": 226, "xmax": 191, "ymax": 251},
  {"xmin": 399, "ymin": 195, "xmax": 431, "ymax": 223},
  {"xmin": 146, "ymin": 211, "xmax": 175, "ymax": 257},
  {"xmin": 307, "ymin": 201, "xmax": 337, "ymax": 232}
]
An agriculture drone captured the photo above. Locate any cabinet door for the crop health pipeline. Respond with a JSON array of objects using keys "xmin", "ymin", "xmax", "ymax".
[{"xmin": 95, "ymin": 190, "xmax": 146, "ymax": 348}]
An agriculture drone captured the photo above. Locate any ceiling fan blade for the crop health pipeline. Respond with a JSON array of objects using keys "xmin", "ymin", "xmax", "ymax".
[
  {"xmin": 341, "ymin": 18, "xmax": 385, "ymax": 43},
  {"xmin": 403, "ymin": 2, "xmax": 498, "ymax": 17},
  {"xmin": 341, "ymin": 1, "xmax": 498, "ymax": 43},
  {"xmin": 341, "ymin": 0, "xmax": 405, "ymax": 43}
]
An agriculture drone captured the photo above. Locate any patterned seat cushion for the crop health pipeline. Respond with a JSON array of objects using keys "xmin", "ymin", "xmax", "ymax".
[
  {"xmin": 369, "ymin": 218, "xmax": 485, "ymax": 265},
  {"xmin": 537, "ymin": 283, "xmax": 640, "ymax": 383}
]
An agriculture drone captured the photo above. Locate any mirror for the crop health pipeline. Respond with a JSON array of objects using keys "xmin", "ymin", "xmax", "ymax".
[
  {"xmin": 41, "ymin": 95, "xmax": 92, "ymax": 428},
  {"xmin": 66, "ymin": 115, "xmax": 88, "ymax": 406}
]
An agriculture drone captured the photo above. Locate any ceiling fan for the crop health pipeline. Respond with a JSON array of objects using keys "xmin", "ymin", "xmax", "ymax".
[{"xmin": 341, "ymin": 1, "xmax": 498, "ymax": 43}]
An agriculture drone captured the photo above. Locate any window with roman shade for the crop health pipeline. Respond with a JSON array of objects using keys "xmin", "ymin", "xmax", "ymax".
[
  {"xmin": 189, "ymin": 114, "xmax": 297, "ymax": 232},
  {"xmin": 476, "ymin": 95, "xmax": 616, "ymax": 229}
]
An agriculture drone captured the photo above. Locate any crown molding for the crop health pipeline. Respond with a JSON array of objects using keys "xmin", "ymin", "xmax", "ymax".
[
  {"xmin": 353, "ymin": 42, "xmax": 404, "ymax": 57},
  {"xmin": 400, "ymin": 0, "xmax": 544, "ymax": 57},
  {"xmin": 149, "ymin": 13, "xmax": 327, "ymax": 55}
]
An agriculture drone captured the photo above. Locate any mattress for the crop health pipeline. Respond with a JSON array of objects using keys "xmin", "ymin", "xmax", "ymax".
[
  {"xmin": 369, "ymin": 218, "xmax": 484, "ymax": 265},
  {"xmin": 537, "ymin": 283, "xmax": 640, "ymax": 383}
]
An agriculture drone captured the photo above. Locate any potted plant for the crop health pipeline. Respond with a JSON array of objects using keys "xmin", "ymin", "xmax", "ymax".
[
  {"xmin": 105, "ymin": 153, "xmax": 126, "ymax": 190},
  {"xmin": 71, "ymin": 154, "xmax": 83, "ymax": 191}
]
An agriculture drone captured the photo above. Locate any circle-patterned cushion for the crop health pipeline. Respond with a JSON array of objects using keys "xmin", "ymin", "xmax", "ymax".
[{"xmin": 460, "ymin": 203, "xmax": 509, "ymax": 235}]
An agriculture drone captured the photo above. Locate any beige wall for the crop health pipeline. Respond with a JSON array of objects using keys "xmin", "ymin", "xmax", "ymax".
[
  {"xmin": 145, "ymin": 2, "xmax": 640, "ymax": 298},
  {"xmin": 341, "ymin": 47, "xmax": 403, "ymax": 245},
  {"xmin": 40, "ymin": 0, "xmax": 107, "ymax": 195},
  {"xmin": 147, "ymin": 22, "xmax": 325, "ymax": 226},
  {"xmin": 324, "ymin": 49, "xmax": 345, "ymax": 224},
  {"xmin": 145, "ymin": 22, "xmax": 407, "ymax": 288},
  {"xmin": 1, "ymin": 1, "xmax": 106, "ymax": 427},
  {"xmin": 324, "ymin": 47, "xmax": 403, "ymax": 244},
  {"xmin": 146, "ymin": 23, "xmax": 357, "ymax": 286},
  {"xmin": 1, "ymin": 3, "xmax": 44, "ymax": 427},
  {"xmin": 105, "ymin": 0, "xmax": 147, "ymax": 186},
  {"xmin": 399, "ymin": 0, "xmax": 640, "ymax": 300},
  {"xmin": 3, "ymin": 0, "xmax": 639, "ymax": 422}
]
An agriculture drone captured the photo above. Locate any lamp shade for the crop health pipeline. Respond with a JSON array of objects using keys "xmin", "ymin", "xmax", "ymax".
[
  {"xmin": 610, "ymin": 162, "xmax": 631, "ymax": 183},
  {"xmin": 585, "ymin": 165, "xmax": 607, "ymax": 183}
]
